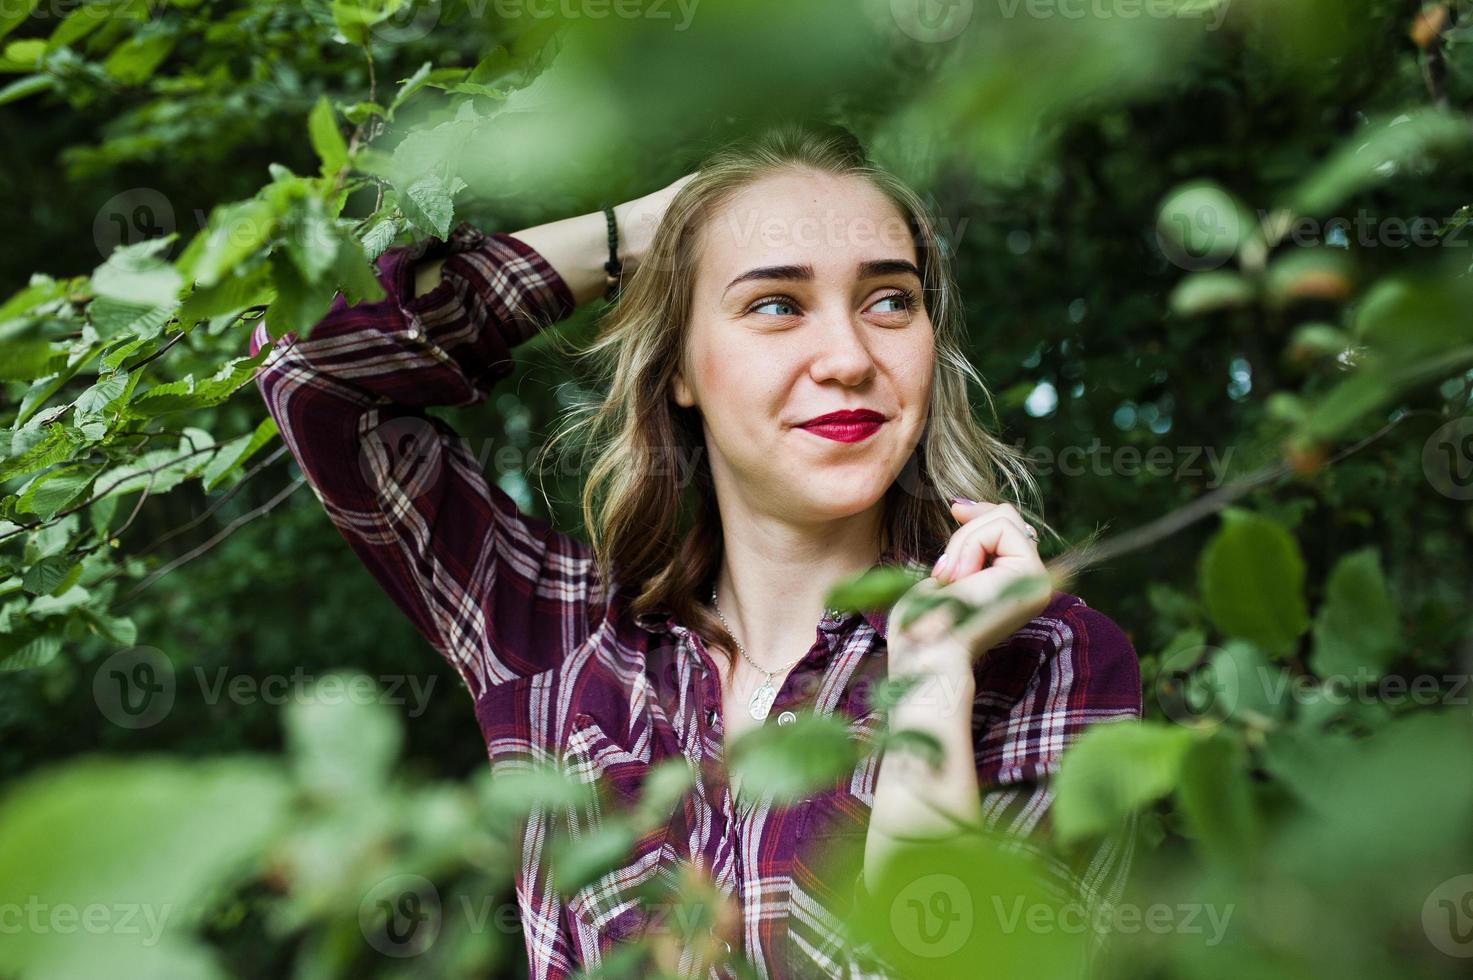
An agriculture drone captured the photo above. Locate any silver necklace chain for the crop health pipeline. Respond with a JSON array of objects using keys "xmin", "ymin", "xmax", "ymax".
[
  {"xmin": 709, "ymin": 584, "xmax": 809, "ymax": 677},
  {"xmin": 711, "ymin": 584, "xmax": 837, "ymax": 720}
]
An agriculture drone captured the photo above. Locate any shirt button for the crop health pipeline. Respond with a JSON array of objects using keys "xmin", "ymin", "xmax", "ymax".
[{"xmin": 777, "ymin": 710, "xmax": 797, "ymax": 726}]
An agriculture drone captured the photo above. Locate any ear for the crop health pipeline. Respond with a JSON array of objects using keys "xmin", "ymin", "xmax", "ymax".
[{"xmin": 672, "ymin": 369, "xmax": 696, "ymax": 408}]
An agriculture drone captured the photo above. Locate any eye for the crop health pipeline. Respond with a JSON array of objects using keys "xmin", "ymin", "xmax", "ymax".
[
  {"xmin": 747, "ymin": 295, "xmax": 801, "ymax": 317},
  {"xmin": 868, "ymin": 288, "xmax": 919, "ymax": 316}
]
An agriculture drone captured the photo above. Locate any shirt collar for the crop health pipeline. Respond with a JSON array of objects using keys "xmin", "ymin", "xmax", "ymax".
[{"xmin": 632, "ymin": 557, "xmax": 927, "ymax": 642}]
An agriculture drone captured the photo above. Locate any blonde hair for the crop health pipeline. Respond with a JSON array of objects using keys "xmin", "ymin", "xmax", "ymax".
[{"xmin": 538, "ymin": 123, "xmax": 1053, "ymax": 664}]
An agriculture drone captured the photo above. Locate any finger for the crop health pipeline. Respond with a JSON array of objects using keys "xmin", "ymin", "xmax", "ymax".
[
  {"xmin": 948, "ymin": 498, "xmax": 995, "ymax": 524},
  {"xmin": 933, "ymin": 504, "xmax": 1006, "ymax": 579},
  {"xmin": 941, "ymin": 509, "xmax": 1040, "ymax": 583}
]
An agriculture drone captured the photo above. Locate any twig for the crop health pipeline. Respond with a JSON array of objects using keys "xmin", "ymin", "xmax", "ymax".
[
  {"xmin": 0, "ymin": 442, "xmax": 222, "ymax": 546},
  {"xmin": 130, "ymin": 444, "xmax": 290, "ymax": 556},
  {"xmin": 115, "ymin": 475, "xmax": 308, "ymax": 607},
  {"xmin": 1047, "ymin": 408, "xmax": 1429, "ymax": 588}
]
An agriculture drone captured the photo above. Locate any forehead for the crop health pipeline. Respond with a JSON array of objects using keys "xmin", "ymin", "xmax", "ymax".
[{"xmin": 693, "ymin": 170, "xmax": 918, "ymax": 289}]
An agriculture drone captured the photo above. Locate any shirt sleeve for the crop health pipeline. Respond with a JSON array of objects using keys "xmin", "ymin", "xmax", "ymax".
[
  {"xmin": 971, "ymin": 599, "xmax": 1144, "ymax": 960},
  {"xmin": 248, "ymin": 221, "xmax": 600, "ymax": 700}
]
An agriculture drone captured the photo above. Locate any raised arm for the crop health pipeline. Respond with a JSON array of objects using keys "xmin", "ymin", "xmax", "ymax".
[{"xmin": 247, "ymin": 176, "xmax": 691, "ymax": 700}]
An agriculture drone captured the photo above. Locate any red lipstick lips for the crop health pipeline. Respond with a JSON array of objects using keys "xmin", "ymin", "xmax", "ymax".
[{"xmin": 797, "ymin": 408, "xmax": 886, "ymax": 444}]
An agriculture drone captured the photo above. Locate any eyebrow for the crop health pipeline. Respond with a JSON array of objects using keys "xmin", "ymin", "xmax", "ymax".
[{"xmin": 721, "ymin": 259, "xmax": 922, "ymax": 297}]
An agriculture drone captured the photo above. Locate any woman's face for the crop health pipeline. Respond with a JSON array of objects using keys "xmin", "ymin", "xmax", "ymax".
[{"xmin": 673, "ymin": 169, "xmax": 935, "ymax": 527}]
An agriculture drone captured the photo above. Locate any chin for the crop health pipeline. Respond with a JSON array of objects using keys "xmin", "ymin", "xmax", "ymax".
[{"xmin": 787, "ymin": 480, "xmax": 888, "ymax": 520}]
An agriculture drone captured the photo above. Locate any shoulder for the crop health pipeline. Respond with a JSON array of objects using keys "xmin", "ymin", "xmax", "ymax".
[
  {"xmin": 1051, "ymin": 594, "xmax": 1141, "ymax": 692},
  {"xmin": 973, "ymin": 592, "xmax": 1143, "ymax": 785},
  {"xmin": 974, "ymin": 592, "xmax": 1143, "ymax": 719}
]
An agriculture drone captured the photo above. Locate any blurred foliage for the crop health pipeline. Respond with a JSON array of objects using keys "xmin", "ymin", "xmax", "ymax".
[{"xmin": 1, "ymin": 0, "xmax": 1472, "ymax": 977}]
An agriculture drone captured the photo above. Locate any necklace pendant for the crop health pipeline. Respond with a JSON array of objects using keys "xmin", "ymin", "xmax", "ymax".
[{"xmin": 748, "ymin": 678, "xmax": 778, "ymax": 721}]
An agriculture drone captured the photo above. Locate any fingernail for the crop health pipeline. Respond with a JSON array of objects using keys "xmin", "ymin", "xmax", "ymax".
[
  {"xmin": 932, "ymin": 554, "xmax": 951, "ymax": 578},
  {"xmin": 950, "ymin": 497, "xmax": 975, "ymax": 507}
]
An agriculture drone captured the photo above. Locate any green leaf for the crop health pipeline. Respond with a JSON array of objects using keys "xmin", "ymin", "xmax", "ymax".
[
  {"xmin": 331, "ymin": 234, "xmax": 386, "ymax": 306},
  {"xmin": 285, "ymin": 674, "xmax": 403, "ymax": 799},
  {"xmin": 74, "ymin": 371, "xmax": 131, "ymax": 422},
  {"xmin": 46, "ymin": 2, "xmax": 113, "ymax": 52},
  {"xmin": 1174, "ymin": 732, "xmax": 1260, "ymax": 866},
  {"xmin": 1311, "ymin": 548, "xmax": 1399, "ymax": 680},
  {"xmin": 103, "ymin": 30, "xmax": 175, "ymax": 85},
  {"xmin": 1353, "ymin": 271, "xmax": 1473, "ymax": 361},
  {"xmin": 0, "ymin": 426, "xmax": 84, "ymax": 484},
  {"xmin": 1169, "ymin": 271, "xmax": 1256, "ymax": 316},
  {"xmin": 127, "ymin": 346, "xmax": 271, "ymax": 417},
  {"xmin": 17, "ymin": 466, "xmax": 96, "ymax": 520},
  {"xmin": 91, "ymin": 237, "xmax": 183, "ymax": 307},
  {"xmin": 0, "ymin": 275, "xmax": 68, "ymax": 320},
  {"xmin": 478, "ymin": 763, "xmax": 594, "ymax": 820},
  {"xmin": 329, "ymin": 0, "xmax": 410, "ymax": 45},
  {"xmin": 0, "ymin": 339, "xmax": 66, "ymax": 381},
  {"xmin": 549, "ymin": 821, "xmax": 639, "ymax": 894},
  {"xmin": 1205, "ymin": 640, "xmax": 1286, "ymax": 726},
  {"xmin": 184, "ymin": 198, "xmax": 279, "ymax": 289},
  {"xmin": 1053, "ymin": 720, "xmax": 1197, "ymax": 845},
  {"xmin": 177, "ymin": 263, "xmax": 272, "ymax": 323},
  {"xmin": 308, "ymin": 95, "xmax": 348, "ymax": 178},
  {"xmin": 21, "ymin": 554, "xmax": 78, "ymax": 596},
  {"xmin": 400, "ymin": 174, "xmax": 455, "ymax": 239},
  {"xmin": 360, "ymin": 212, "xmax": 403, "ymax": 260},
  {"xmin": 25, "ymin": 583, "xmax": 90, "ymax": 618},
  {"xmin": 81, "ymin": 607, "xmax": 136, "ymax": 646},
  {"xmin": 0, "ymin": 758, "xmax": 288, "ymax": 978},
  {"xmin": 202, "ymin": 416, "xmax": 278, "ymax": 492},
  {"xmin": 0, "ymin": 73, "xmax": 51, "ymax": 106},
  {"xmin": 283, "ymin": 198, "xmax": 339, "ymax": 284},
  {"xmin": 88, "ymin": 297, "xmax": 175, "ymax": 340},
  {"xmin": 1199, "ymin": 508, "xmax": 1310, "ymax": 658},
  {"xmin": 1156, "ymin": 180, "xmax": 1255, "ymax": 267},
  {"xmin": 95, "ymin": 446, "xmax": 196, "ymax": 498},
  {"xmin": 0, "ymin": 634, "xmax": 61, "ymax": 672},
  {"xmin": 0, "ymin": 38, "xmax": 44, "ymax": 71},
  {"xmin": 825, "ymin": 563, "xmax": 927, "ymax": 613},
  {"xmin": 264, "ymin": 250, "xmax": 337, "ymax": 337},
  {"xmin": 389, "ymin": 60, "xmax": 433, "ymax": 114},
  {"xmin": 1264, "ymin": 249, "xmax": 1354, "ymax": 307},
  {"xmin": 0, "ymin": 0, "xmax": 41, "ymax": 44},
  {"xmin": 726, "ymin": 712, "xmax": 858, "ymax": 803},
  {"xmin": 1287, "ymin": 323, "xmax": 1351, "ymax": 361},
  {"xmin": 1288, "ymin": 109, "xmax": 1472, "ymax": 216}
]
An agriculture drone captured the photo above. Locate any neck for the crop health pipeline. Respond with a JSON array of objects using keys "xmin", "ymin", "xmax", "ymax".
[{"xmin": 711, "ymin": 499, "xmax": 884, "ymax": 668}]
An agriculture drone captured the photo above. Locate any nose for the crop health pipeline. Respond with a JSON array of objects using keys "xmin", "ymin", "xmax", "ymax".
[{"xmin": 807, "ymin": 307, "xmax": 877, "ymax": 387}]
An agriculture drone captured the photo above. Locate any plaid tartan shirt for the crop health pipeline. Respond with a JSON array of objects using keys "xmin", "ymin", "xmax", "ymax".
[{"xmin": 248, "ymin": 222, "xmax": 1144, "ymax": 979}]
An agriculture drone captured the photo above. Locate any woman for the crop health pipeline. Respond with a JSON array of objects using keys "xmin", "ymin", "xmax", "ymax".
[{"xmin": 249, "ymin": 125, "xmax": 1142, "ymax": 978}]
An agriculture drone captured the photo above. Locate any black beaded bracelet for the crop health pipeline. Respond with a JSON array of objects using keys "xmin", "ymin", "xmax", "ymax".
[{"xmin": 601, "ymin": 203, "xmax": 622, "ymax": 301}]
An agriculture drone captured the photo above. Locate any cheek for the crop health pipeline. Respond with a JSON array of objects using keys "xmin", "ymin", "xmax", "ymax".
[
  {"xmin": 690, "ymin": 338, "xmax": 781, "ymax": 437},
  {"xmin": 884, "ymin": 329, "xmax": 936, "ymax": 406}
]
